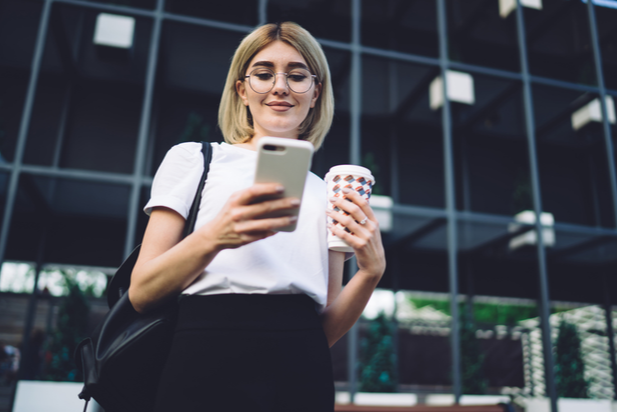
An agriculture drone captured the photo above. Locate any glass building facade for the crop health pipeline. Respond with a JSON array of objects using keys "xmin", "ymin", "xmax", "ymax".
[{"xmin": 1, "ymin": 0, "xmax": 617, "ymax": 410}]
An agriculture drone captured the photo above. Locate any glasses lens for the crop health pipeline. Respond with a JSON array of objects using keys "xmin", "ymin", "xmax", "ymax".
[
  {"xmin": 249, "ymin": 69, "xmax": 276, "ymax": 93},
  {"xmin": 248, "ymin": 68, "xmax": 314, "ymax": 94},
  {"xmin": 287, "ymin": 69, "xmax": 313, "ymax": 93}
]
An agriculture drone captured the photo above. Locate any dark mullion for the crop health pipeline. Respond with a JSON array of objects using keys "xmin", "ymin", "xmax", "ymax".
[
  {"xmin": 0, "ymin": 0, "xmax": 53, "ymax": 275},
  {"xmin": 124, "ymin": 0, "xmax": 165, "ymax": 258},
  {"xmin": 436, "ymin": 0, "xmax": 461, "ymax": 402},
  {"xmin": 347, "ymin": 0, "xmax": 362, "ymax": 404},
  {"xmin": 587, "ymin": 0, "xmax": 617, "ymax": 229},
  {"xmin": 514, "ymin": 2, "xmax": 557, "ymax": 411},
  {"xmin": 587, "ymin": 0, "xmax": 617, "ymax": 401}
]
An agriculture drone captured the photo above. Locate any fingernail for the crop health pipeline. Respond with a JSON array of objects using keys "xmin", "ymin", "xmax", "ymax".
[
  {"xmin": 342, "ymin": 188, "xmax": 351, "ymax": 193},
  {"xmin": 290, "ymin": 199, "xmax": 300, "ymax": 206},
  {"xmin": 329, "ymin": 197, "xmax": 338, "ymax": 203},
  {"xmin": 289, "ymin": 216, "xmax": 298, "ymax": 222},
  {"xmin": 276, "ymin": 186, "xmax": 285, "ymax": 193}
]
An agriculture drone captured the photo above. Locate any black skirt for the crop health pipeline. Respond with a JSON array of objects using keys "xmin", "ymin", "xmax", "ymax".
[{"xmin": 153, "ymin": 294, "xmax": 335, "ymax": 412}]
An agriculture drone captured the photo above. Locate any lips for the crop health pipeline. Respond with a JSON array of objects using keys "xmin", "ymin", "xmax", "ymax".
[{"xmin": 266, "ymin": 101, "xmax": 294, "ymax": 107}]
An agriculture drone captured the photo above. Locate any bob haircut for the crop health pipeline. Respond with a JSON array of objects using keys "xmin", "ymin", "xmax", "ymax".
[{"xmin": 218, "ymin": 22, "xmax": 334, "ymax": 150}]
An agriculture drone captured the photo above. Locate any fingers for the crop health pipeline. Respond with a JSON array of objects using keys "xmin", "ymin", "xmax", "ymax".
[
  {"xmin": 233, "ymin": 183, "xmax": 285, "ymax": 206},
  {"xmin": 235, "ymin": 214, "xmax": 297, "ymax": 234},
  {"xmin": 224, "ymin": 184, "xmax": 300, "ymax": 238},
  {"xmin": 232, "ymin": 196, "xmax": 300, "ymax": 222},
  {"xmin": 328, "ymin": 188, "xmax": 377, "ymax": 233}
]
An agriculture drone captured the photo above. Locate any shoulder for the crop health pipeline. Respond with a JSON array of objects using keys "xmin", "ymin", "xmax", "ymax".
[{"xmin": 164, "ymin": 141, "xmax": 210, "ymax": 162}]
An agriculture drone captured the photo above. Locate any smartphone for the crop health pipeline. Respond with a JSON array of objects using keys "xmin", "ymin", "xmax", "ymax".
[{"xmin": 254, "ymin": 136, "xmax": 314, "ymax": 232}]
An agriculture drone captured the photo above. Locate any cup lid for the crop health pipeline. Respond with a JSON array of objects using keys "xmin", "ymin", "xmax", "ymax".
[{"xmin": 325, "ymin": 165, "xmax": 374, "ymax": 183}]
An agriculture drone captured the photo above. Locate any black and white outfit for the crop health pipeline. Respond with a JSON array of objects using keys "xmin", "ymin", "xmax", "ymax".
[{"xmin": 145, "ymin": 142, "xmax": 335, "ymax": 411}]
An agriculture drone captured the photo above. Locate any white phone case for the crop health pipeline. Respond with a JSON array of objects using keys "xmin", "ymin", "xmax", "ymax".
[{"xmin": 254, "ymin": 137, "xmax": 314, "ymax": 232}]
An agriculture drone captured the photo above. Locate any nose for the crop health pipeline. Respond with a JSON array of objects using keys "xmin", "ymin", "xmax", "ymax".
[{"xmin": 272, "ymin": 72, "xmax": 289, "ymax": 94}]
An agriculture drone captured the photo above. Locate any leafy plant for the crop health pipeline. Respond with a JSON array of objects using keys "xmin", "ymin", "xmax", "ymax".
[
  {"xmin": 409, "ymin": 298, "xmax": 539, "ymax": 325},
  {"xmin": 42, "ymin": 272, "xmax": 90, "ymax": 382},
  {"xmin": 359, "ymin": 313, "xmax": 397, "ymax": 392},
  {"xmin": 554, "ymin": 319, "xmax": 589, "ymax": 398},
  {"xmin": 460, "ymin": 313, "xmax": 487, "ymax": 394}
]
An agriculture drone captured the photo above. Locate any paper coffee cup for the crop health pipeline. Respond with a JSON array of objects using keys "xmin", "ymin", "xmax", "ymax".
[{"xmin": 324, "ymin": 165, "xmax": 375, "ymax": 253}]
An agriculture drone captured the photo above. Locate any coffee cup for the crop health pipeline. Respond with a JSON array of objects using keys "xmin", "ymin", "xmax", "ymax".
[{"xmin": 324, "ymin": 165, "xmax": 375, "ymax": 253}]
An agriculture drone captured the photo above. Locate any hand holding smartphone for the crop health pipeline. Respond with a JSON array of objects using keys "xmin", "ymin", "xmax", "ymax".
[{"xmin": 254, "ymin": 137, "xmax": 314, "ymax": 232}]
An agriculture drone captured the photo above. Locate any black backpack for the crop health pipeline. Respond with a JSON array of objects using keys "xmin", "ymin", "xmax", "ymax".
[{"xmin": 75, "ymin": 142, "xmax": 212, "ymax": 412}]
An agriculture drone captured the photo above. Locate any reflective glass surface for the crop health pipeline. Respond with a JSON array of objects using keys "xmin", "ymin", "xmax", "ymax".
[
  {"xmin": 0, "ymin": 0, "xmax": 42, "ymax": 163},
  {"xmin": 6, "ymin": 176, "xmax": 130, "ymax": 267},
  {"xmin": 524, "ymin": 0, "xmax": 597, "ymax": 85},
  {"xmin": 267, "ymin": 0, "xmax": 352, "ymax": 43},
  {"xmin": 533, "ymin": 84, "xmax": 615, "ymax": 227},
  {"xmin": 362, "ymin": 0, "xmax": 438, "ymax": 57},
  {"xmin": 447, "ymin": 0, "xmax": 520, "ymax": 72},
  {"xmin": 165, "ymin": 0, "xmax": 257, "ymax": 26}
]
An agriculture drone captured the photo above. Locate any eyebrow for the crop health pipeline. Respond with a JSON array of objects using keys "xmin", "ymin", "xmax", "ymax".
[{"xmin": 251, "ymin": 61, "xmax": 309, "ymax": 70}]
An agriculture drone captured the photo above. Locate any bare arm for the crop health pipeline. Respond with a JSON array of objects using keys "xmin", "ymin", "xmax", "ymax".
[
  {"xmin": 320, "ymin": 188, "xmax": 386, "ymax": 347},
  {"xmin": 129, "ymin": 183, "xmax": 300, "ymax": 313}
]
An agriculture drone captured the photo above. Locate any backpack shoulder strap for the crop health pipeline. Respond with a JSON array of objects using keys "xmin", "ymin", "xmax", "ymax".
[{"xmin": 182, "ymin": 141, "xmax": 213, "ymax": 238}]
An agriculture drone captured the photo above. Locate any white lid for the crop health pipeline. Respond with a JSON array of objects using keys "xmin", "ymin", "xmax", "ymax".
[{"xmin": 325, "ymin": 165, "xmax": 374, "ymax": 183}]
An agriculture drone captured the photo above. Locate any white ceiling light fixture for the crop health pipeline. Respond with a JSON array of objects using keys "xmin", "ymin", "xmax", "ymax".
[
  {"xmin": 429, "ymin": 70, "xmax": 475, "ymax": 111},
  {"xmin": 499, "ymin": 0, "xmax": 543, "ymax": 19},
  {"xmin": 571, "ymin": 96, "xmax": 616, "ymax": 131},
  {"xmin": 508, "ymin": 210, "xmax": 555, "ymax": 251},
  {"xmin": 93, "ymin": 13, "xmax": 135, "ymax": 49}
]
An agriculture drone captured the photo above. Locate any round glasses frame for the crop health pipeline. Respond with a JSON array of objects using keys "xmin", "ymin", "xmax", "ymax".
[{"xmin": 244, "ymin": 68, "xmax": 317, "ymax": 94}]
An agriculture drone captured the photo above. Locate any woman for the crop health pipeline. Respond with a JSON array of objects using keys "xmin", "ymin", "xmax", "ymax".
[{"xmin": 129, "ymin": 22, "xmax": 386, "ymax": 411}]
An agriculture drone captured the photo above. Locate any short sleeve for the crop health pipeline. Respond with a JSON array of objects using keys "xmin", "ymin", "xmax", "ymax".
[{"xmin": 144, "ymin": 142, "xmax": 205, "ymax": 218}]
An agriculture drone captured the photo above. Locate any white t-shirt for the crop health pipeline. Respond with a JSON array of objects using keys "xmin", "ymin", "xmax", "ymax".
[{"xmin": 144, "ymin": 142, "xmax": 330, "ymax": 311}]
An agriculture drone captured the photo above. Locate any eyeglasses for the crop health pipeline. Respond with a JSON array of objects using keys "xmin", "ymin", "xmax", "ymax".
[{"xmin": 244, "ymin": 68, "xmax": 317, "ymax": 94}]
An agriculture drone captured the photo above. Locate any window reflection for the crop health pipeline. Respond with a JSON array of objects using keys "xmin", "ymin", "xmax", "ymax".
[
  {"xmin": 524, "ymin": 0, "xmax": 597, "ymax": 85},
  {"xmin": 0, "ymin": 0, "xmax": 42, "ymax": 163},
  {"xmin": 447, "ymin": 0, "xmax": 520, "ymax": 72},
  {"xmin": 6, "ymin": 175, "xmax": 130, "ymax": 267},
  {"xmin": 362, "ymin": 0, "xmax": 438, "ymax": 58},
  {"xmin": 533, "ymin": 84, "xmax": 614, "ymax": 227}
]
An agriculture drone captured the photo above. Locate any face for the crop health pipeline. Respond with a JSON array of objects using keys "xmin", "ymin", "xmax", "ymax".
[{"xmin": 236, "ymin": 40, "xmax": 321, "ymax": 142}]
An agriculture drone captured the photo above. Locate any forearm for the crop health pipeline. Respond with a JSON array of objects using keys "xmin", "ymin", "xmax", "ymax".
[
  {"xmin": 320, "ymin": 269, "xmax": 382, "ymax": 347},
  {"xmin": 129, "ymin": 229, "xmax": 220, "ymax": 313}
]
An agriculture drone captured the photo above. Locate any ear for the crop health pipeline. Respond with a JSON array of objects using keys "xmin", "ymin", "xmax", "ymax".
[
  {"xmin": 236, "ymin": 80, "xmax": 249, "ymax": 106},
  {"xmin": 310, "ymin": 82, "xmax": 322, "ymax": 109}
]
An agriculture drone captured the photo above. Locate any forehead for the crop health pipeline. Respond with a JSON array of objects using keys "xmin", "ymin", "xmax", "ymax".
[{"xmin": 248, "ymin": 40, "xmax": 307, "ymax": 67}]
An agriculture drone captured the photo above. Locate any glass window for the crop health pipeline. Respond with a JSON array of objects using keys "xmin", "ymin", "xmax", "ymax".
[
  {"xmin": 0, "ymin": 0, "xmax": 42, "ymax": 163},
  {"xmin": 312, "ymin": 47, "xmax": 351, "ymax": 180},
  {"xmin": 533, "ymin": 84, "xmax": 614, "ymax": 227},
  {"xmin": 148, "ymin": 23, "xmax": 245, "ymax": 175},
  {"xmin": 23, "ymin": 4, "xmax": 154, "ymax": 173},
  {"xmin": 595, "ymin": 4, "xmax": 617, "ymax": 90},
  {"xmin": 453, "ymin": 75, "xmax": 529, "ymax": 216},
  {"xmin": 165, "ymin": 0, "xmax": 258, "ymax": 26},
  {"xmin": 267, "ymin": 0, "xmax": 351, "ymax": 43},
  {"xmin": 361, "ymin": 0, "xmax": 438, "ymax": 58},
  {"xmin": 459, "ymin": 218, "xmax": 545, "ymax": 398},
  {"xmin": 387, "ymin": 217, "xmax": 450, "ymax": 390},
  {"xmin": 524, "ymin": 0, "xmax": 597, "ymax": 86},
  {"xmin": 447, "ymin": 0, "xmax": 520, "ymax": 72},
  {"xmin": 5, "ymin": 175, "xmax": 130, "ymax": 268},
  {"xmin": 362, "ymin": 55, "xmax": 444, "ymax": 206}
]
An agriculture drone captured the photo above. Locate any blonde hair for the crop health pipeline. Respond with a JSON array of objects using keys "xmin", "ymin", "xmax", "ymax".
[{"xmin": 218, "ymin": 22, "xmax": 334, "ymax": 150}]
